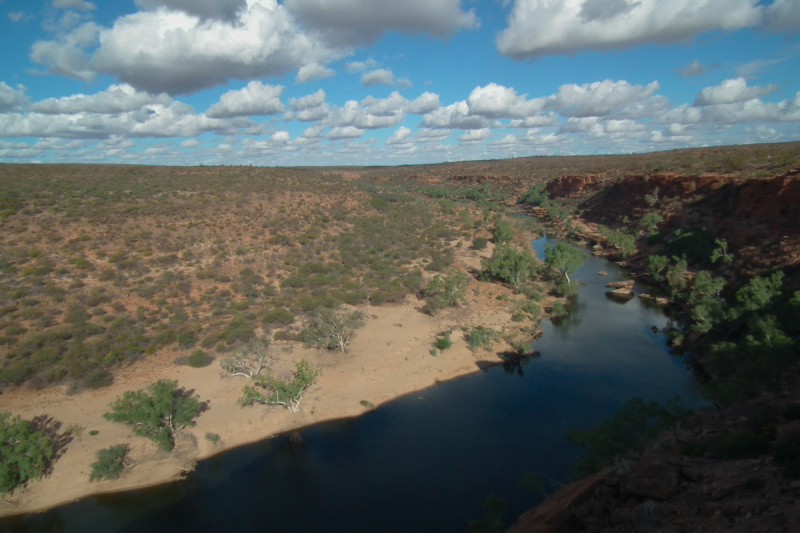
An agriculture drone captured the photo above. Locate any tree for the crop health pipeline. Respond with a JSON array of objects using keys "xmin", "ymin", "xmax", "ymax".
[
  {"xmin": 665, "ymin": 256, "xmax": 688, "ymax": 297},
  {"xmin": 302, "ymin": 308, "xmax": 362, "ymax": 352},
  {"xmin": 0, "ymin": 412, "xmax": 54, "ymax": 495},
  {"xmin": 647, "ymin": 255, "xmax": 668, "ymax": 281},
  {"xmin": 103, "ymin": 380, "xmax": 204, "ymax": 452},
  {"xmin": 520, "ymin": 182, "xmax": 549, "ymax": 206},
  {"xmin": 238, "ymin": 360, "xmax": 320, "ymax": 413},
  {"xmin": 688, "ymin": 271, "xmax": 727, "ymax": 333},
  {"xmin": 544, "ymin": 242, "xmax": 585, "ymax": 284},
  {"xmin": 710, "ymin": 238, "xmax": 734, "ymax": 264},
  {"xmin": 492, "ymin": 219, "xmax": 515, "ymax": 243},
  {"xmin": 481, "ymin": 244, "xmax": 539, "ymax": 287},
  {"xmin": 423, "ymin": 269, "xmax": 468, "ymax": 315},
  {"xmin": 639, "ymin": 211, "xmax": 663, "ymax": 234},
  {"xmin": 734, "ymin": 271, "xmax": 784, "ymax": 313},
  {"xmin": 220, "ymin": 338, "xmax": 273, "ymax": 378}
]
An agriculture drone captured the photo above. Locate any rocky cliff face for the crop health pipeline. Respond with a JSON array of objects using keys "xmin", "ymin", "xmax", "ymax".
[
  {"xmin": 547, "ymin": 170, "xmax": 800, "ymax": 273},
  {"xmin": 507, "ymin": 394, "xmax": 800, "ymax": 533}
]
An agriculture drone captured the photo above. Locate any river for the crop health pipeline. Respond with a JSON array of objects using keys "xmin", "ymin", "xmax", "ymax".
[{"xmin": 2, "ymin": 235, "xmax": 704, "ymax": 533}]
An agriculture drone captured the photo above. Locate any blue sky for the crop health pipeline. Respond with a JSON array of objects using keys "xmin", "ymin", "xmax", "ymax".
[{"xmin": 0, "ymin": 0, "xmax": 798, "ymax": 166}]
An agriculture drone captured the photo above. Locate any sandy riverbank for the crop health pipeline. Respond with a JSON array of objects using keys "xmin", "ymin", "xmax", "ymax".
[{"xmin": 0, "ymin": 243, "xmax": 551, "ymax": 518}]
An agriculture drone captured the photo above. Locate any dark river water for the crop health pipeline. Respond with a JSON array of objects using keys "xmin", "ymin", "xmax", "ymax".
[{"xmin": 2, "ymin": 236, "xmax": 705, "ymax": 533}]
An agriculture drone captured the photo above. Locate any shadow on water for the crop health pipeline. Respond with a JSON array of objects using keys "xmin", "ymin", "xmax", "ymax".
[{"xmin": 2, "ymin": 235, "xmax": 705, "ymax": 533}]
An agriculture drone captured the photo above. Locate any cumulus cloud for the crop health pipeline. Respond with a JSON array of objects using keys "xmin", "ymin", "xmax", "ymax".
[
  {"xmin": 29, "ymin": 84, "xmax": 172, "ymax": 114},
  {"xmin": 53, "ymin": 0, "xmax": 96, "ymax": 11},
  {"xmin": 386, "ymin": 126, "xmax": 413, "ymax": 145},
  {"xmin": 326, "ymin": 93, "xmax": 408, "ymax": 130},
  {"xmin": 457, "ymin": 128, "xmax": 491, "ymax": 145},
  {"xmin": 284, "ymin": 0, "xmax": 477, "ymax": 46},
  {"xmin": 676, "ymin": 59, "xmax": 719, "ymax": 78},
  {"xmin": 180, "ymin": 139, "xmax": 201, "ymax": 148},
  {"xmin": 295, "ymin": 63, "xmax": 335, "ymax": 83},
  {"xmin": 30, "ymin": 22, "xmax": 99, "ymax": 81},
  {"xmin": 466, "ymin": 83, "xmax": 544, "ymax": 118},
  {"xmin": 361, "ymin": 68, "xmax": 395, "ymax": 87},
  {"xmin": 0, "ymin": 100, "xmax": 256, "ymax": 139},
  {"xmin": 415, "ymin": 128, "xmax": 451, "ymax": 143},
  {"xmin": 134, "ymin": 0, "xmax": 245, "ymax": 22},
  {"xmin": 694, "ymin": 78, "xmax": 780, "ymax": 106},
  {"xmin": 9, "ymin": 11, "xmax": 29, "ymax": 22},
  {"xmin": 325, "ymin": 126, "xmax": 364, "ymax": 140},
  {"xmin": 344, "ymin": 59, "xmax": 379, "ymax": 73},
  {"xmin": 90, "ymin": 1, "xmax": 339, "ymax": 95},
  {"xmin": 288, "ymin": 89, "xmax": 331, "ymax": 122},
  {"xmin": 206, "ymin": 81, "xmax": 285, "ymax": 118},
  {"xmin": 508, "ymin": 114, "xmax": 559, "ymax": 128},
  {"xmin": 408, "ymin": 92, "xmax": 440, "ymax": 114},
  {"xmin": 497, "ymin": 0, "xmax": 762, "ymax": 59},
  {"xmin": 422, "ymin": 101, "xmax": 490, "ymax": 130},
  {"xmin": 546, "ymin": 80, "xmax": 659, "ymax": 117},
  {"xmin": 0, "ymin": 83, "xmax": 29, "ymax": 112}
]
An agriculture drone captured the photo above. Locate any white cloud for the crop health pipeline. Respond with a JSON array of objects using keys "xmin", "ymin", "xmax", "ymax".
[
  {"xmin": 272, "ymin": 131, "xmax": 290, "ymax": 142},
  {"xmin": 206, "ymin": 81, "xmax": 285, "ymax": 118},
  {"xmin": 421, "ymin": 101, "xmax": 490, "ymax": 130},
  {"xmin": 694, "ymin": 78, "xmax": 780, "ymax": 106},
  {"xmin": 180, "ymin": 139, "xmax": 201, "ymax": 148},
  {"xmin": 9, "ymin": 11, "xmax": 28, "ymax": 22},
  {"xmin": 0, "ymin": 83, "xmax": 29, "ymax": 112},
  {"xmin": 409, "ymin": 92, "xmax": 440, "ymax": 114},
  {"xmin": 415, "ymin": 128, "xmax": 451, "ymax": 143},
  {"xmin": 325, "ymin": 126, "xmax": 364, "ymax": 140},
  {"xmin": 508, "ymin": 114, "xmax": 558, "ymax": 128},
  {"xmin": 497, "ymin": 0, "xmax": 762, "ymax": 59},
  {"xmin": 29, "ymin": 84, "xmax": 172, "ymax": 114},
  {"xmin": 53, "ymin": 0, "xmax": 96, "ymax": 11},
  {"xmin": 134, "ymin": 0, "xmax": 245, "ymax": 22},
  {"xmin": 457, "ymin": 128, "xmax": 491, "ymax": 145},
  {"xmin": 30, "ymin": 22, "xmax": 100, "ymax": 81},
  {"xmin": 466, "ymin": 83, "xmax": 544, "ymax": 118},
  {"xmin": 547, "ymin": 80, "xmax": 659, "ymax": 117},
  {"xmin": 676, "ymin": 59, "xmax": 719, "ymax": 78},
  {"xmin": 612, "ymin": 95, "xmax": 671, "ymax": 119},
  {"xmin": 386, "ymin": 126, "xmax": 413, "ymax": 145},
  {"xmin": 344, "ymin": 59, "xmax": 379, "ymax": 73},
  {"xmin": 325, "ymin": 93, "xmax": 408, "ymax": 130},
  {"xmin": 296, "ymin": 63, "xmax": 335, "ymax": 83},
  {"xmin": 284, "ymin": 0, "xmax": 477, "ymax": 46},
  {"xmin": 290, "ymin": 89, "xmax": 326, "ymax": 111},
  {"xmin": 361, "ymin": 68, "xmax": 395, "ymax": 87},
  {"xmin": 90, "ymin": 1, "xmax": 339, "ymax": 95}
]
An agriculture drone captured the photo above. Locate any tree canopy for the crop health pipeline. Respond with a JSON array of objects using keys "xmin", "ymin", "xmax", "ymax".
[
  {"xmin": 103, "ymin": 380, "xmax": 204, "ymax": 452},
  {"xmin": 544, "ymin": 242, "xmax": 585, "ymax": 283},
  {"xmin": 0, "ymin": 412, "xmax": 54, "ymax": 495},
  {"xmin": 302, "ymin": 308, "xmax": 362, "ymax": 352},
  {"xmin": 481, "ymin": 244, "xmax": 539, "ymax": 287}
]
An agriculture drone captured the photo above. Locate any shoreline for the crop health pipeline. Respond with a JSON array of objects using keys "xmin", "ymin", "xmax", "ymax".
[{"xmin": 1, "ymin": 241, "xmax": 552, "ymax": 519}]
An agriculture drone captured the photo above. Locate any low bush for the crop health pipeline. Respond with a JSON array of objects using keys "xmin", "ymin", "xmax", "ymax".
[
  {"xmin": 187, "ymin": 350, "xmax": 212, "ymax": 368},
  {"xmin": 89, "ymin": 444, "xmax": 128, "ymax": 481},
  {"xmin": 0, "ymin": 412, "xmax": 54, "ymax": 494}
]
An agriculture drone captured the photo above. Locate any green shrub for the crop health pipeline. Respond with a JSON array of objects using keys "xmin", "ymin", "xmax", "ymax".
[
  {"xmin": 89, "ymin": 444, "xmax": 128, "ymax": 481},
  {"xmin": 177, "ymin": 331, "xmax": 197, "ymax": 349},
  {"xmin": 262, "ymin": 308, "xmax": 296, "ymax": 325},
  {"xmin": 434, "ymin": 332, "xmax": 452, "ymax": 351},
  {"xmin": 468, "ymin": 326, "xmax": 498, "ymax": 352},
  {"xmin": 187, "ymin": 350, "xmax": 212, "ymax": 368},
  {"xmin": 550, "ymin": 302, "xmax": 568, "ymax": 317},
  {"xmin": 0, "ymin": 412, "xmax": 54, "ymax": 494},
  {"xmin": 472, "ymin": 237, "xmax": 488, "ymax": 250},
  {"xmin": 82, "ymin": 369, "xmax": 113, "ymax": 390}
]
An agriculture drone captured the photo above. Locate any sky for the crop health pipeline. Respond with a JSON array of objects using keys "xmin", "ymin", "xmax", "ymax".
[{"xmin": 0, "ymin": 0, "xmax": 798, "ymax": 167}]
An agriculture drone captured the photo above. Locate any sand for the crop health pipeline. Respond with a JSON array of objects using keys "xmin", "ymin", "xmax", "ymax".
[{"xmin": 0, "ymin": 244, "xmax": 546, "ymax": 518}]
